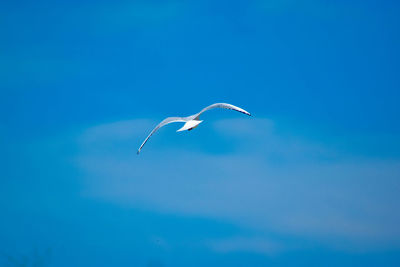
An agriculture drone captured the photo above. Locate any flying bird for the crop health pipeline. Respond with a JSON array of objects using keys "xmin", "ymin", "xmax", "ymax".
[{"xmin": 137, "ymin": 103, "xmax": 251, "ymax": 154}]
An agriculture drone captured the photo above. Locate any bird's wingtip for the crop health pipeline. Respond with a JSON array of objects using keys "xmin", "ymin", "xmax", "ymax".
[{"xmin": 136, "ymin": 150, "xmax": 140, "ymax": 155}]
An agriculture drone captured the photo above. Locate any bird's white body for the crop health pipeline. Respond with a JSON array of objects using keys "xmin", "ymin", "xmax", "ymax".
[
  {"xmin": 177, "ymin": 120, "xmax": 203, "ymax": 132},
  {"xmin": 137, "ymin": 103, "xmax": 251, "ymax": 154}
]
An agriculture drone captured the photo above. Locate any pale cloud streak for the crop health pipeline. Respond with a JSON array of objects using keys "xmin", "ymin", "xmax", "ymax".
[{"xmin": 73, "ymin": 117, "xmax": 400, "ymax": 253}]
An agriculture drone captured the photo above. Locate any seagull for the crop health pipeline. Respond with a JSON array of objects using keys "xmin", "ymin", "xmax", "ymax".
[{"xmin": 137, "ymin": 103, "xmax": 251, "ymax": 154}]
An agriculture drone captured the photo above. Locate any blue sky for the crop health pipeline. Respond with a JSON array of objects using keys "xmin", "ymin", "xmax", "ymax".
[{"xmin": 1, "ymin": 0, "xmax": 400, "ymax": 266}]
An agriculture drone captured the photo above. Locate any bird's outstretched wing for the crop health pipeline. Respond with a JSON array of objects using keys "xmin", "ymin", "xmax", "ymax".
[
  {"xmin": 195, "ymin": 103, "xmax": 251, "ymax": 118},
  {"xmin": 137, "ymin": 117, "xmax": 186, "ymax": 154}
]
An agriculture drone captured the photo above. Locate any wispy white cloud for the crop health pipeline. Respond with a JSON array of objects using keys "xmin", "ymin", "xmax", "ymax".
[
  {"xmin": 213, "ymin": 118, "xmax": 335, "ymax": 161},
  {"xmin": 73, "ymin": 117, "xmax": 400, "ymax": 252},
  {"xmin": 79, "ymin": 119, "xmax": 153, "ymax": 144}
]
